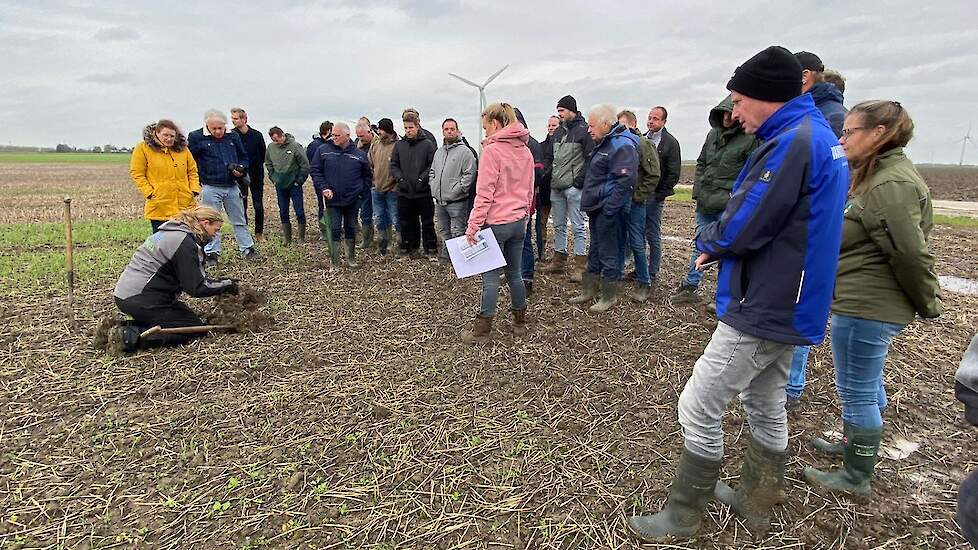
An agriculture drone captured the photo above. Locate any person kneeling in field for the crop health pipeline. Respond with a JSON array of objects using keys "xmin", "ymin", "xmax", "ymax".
[{"xmin": 112, "ymin": 206, "xmax": 238, "ymax": 353}]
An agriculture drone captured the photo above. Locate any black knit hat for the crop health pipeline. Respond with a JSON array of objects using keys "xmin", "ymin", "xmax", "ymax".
[
  {"xmin": 556, "ymin": 95, "xmax": 577, "ymax": 112},
  {"xmin": 377, "ymin": 118, "xmax": 395, "ymax": 135},
  {"xmin": 727, "ymin": 46, "xmax": 803, "ymax": 102},
  {"xmin": 794, "ymin": 51, "xmax": 824, "ymax": 72}
]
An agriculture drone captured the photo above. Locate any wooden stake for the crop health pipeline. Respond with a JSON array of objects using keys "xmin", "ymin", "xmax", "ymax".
[{"xmin": 64, "ymin": 198, "xmax": 75, "ymax": 330}]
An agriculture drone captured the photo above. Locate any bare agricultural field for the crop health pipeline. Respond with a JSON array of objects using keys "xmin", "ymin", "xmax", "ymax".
[{"xmin": 1, "ymin": 163, "xmax": 977, "ymax": 548}]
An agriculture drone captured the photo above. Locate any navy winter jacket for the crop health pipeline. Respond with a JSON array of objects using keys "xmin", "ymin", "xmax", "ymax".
[
  {"xmin": 187, "ymin": 129, "xmax": 249, "ymax": 187},
  {"xmin": 309, "ymin": 140, "xmax": 373, "ymax": 207},
  {"xmin": 580, "ymin": 123, "xmax": 639, "ymax": 217},
  {"xmin": 810, "ymin": 82, "xmax": 847, "ymax": 138},
  {"xmin": 696, "ymin": 93, "xmax": 849, "ymax": 346}
]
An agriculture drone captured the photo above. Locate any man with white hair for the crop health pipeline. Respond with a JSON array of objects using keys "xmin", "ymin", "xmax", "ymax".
[
  {"xmin": 310, "ymin": 122, "xmax": 373, "ymax": 268},
  {"xmin": 188, "ymin": 109, "xmax": 258, "ymax": 264},
  {"xmin": 567, "ymin": 104, "xmax": 638, "ymax": 313}
]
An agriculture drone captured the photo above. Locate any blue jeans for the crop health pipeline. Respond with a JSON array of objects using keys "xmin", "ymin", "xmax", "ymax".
[
  {"xmin": 200, "ymin": 184, "xmax": 254, "ymax": 256},
  {"xmin": 585, "ymin": 209, "xmax": 626, "ymax": 281},
  {"xmin": 685, "ymin": 210, "xmax": 722, "ymax": 287},
  {"xmin": 786, "ymin": 346, "xmax": 812, "ymax": 399},
  {"xmin": 831, "ymin": 314, "xmax": 905, "ymax": 429},
  {"xmin": 522, "ymin": 216, "xmax": 535, "ymax": 281},
  {"xmin": 645, "ymin": 198, "xmax": 664, "ymax": 280},
  {"xmin": 359, "ymin": 191, "xmax": 373, "ymax": 226},
  {"xmin": 480, "ymin": 218, "xmax": 528, "ymax": 316},
  {"xmin": 275, "ymin": 184, "xmax": 306, "ymax": 225},
  {"xmin": 626, "ymin": 202, "xmax": 650, "ymax": 284},
  {"xmin": 328, "ymin": 204, "xmax": 358, "ymax": 242},
  {"xmin": 550, "ymin": 187, "xmax": 586, "ymax": 256},
  {"xmin": 371, "ymin": 189, "xmax": 400, "ymax": 232}
]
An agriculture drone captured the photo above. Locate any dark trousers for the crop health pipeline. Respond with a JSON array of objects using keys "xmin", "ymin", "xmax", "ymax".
[
  {"xmin": 522, "ymin": 216, "xmax": 535, "ymax": 281},
  {"xmin": 328, "ymin": 204, "xmax": 359, "ymax": 242},
  {"xmin": 645, "ymin": 198, "xmax": 664, "ymax": 280},
  {"xmin": 238, "ymin": 177, "xmax": 265, "ymax": 235},
  {"xmin": 314, "ymin": 183, "xmax": 326, "ymax": 221},
  {"xmin": 276, "ymin": 185, "xmax": 307, "ymax": 224},
  {"xmin": 150, "ymin": 220, "xmax": 164, "ymax": 233},
  {"xmin": 115, "ymin": 296, "xmax": 203, "ymax": 348},
  {"xmin": 398, "ymin": 195, "xmax": 436, "ymax": 252},
  {"xmin": 586, "ymin": 209, "xmax": 627, "ymax": 280}
]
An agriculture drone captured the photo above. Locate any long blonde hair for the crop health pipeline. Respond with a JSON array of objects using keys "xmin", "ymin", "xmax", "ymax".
[
  {"xmin": 482, "ymin": 102, "xmax": 517, "ymax": 129},
  {"xmin": 847, "ymin": 100, "xmax": 914, "ymax": 196},
  {"xmin": 169, "ymin": 206, "xmax": 223, "ymax": 242}
]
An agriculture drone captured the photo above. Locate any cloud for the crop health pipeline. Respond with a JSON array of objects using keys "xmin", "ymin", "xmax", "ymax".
[
  {"xmin": 92, "ymin": 26, "xmax": 140, "ymax": 42},
  {"xmin": 78, "ymin": 72, "xmax": 135, "ymax": 85}
]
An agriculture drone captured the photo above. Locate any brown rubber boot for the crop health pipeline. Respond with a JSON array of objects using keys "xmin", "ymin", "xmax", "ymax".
[
  {"xmin": 542, "ymin": 251, "xmax": 567, "ymax": 274},
  {"xmin": 630, "ymin": 283, "xmax": 651, "ymax": 303},
  {"xmin": 461, "ymin": 315, "xmax": 493, "ymax": 345},
  {"xmin": 569, "ymin": 254, "xmax": 587, "ymax": 282},
  {"xmin": 714, "ymin": 438, "xmax": 786, "ymax": 534},
  {"xmin": 511, "ymin": 308, "xmax": 528, "ymax": 337}
]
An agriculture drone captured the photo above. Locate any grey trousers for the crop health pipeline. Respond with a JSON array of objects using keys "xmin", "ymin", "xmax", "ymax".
[{"xmin": 677, "ymin": 321, "xmax": 794, "ymax": 459}]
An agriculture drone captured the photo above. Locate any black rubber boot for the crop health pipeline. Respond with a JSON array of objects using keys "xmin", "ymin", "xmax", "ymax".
[
  {"xmin": 379, "ymin": 227, "xmax": 391, "ymax": 256},
  {"xmin": 329, "ymin": 241, "xmax": 341, "ymax": 269},
  {"xmin": 345, "ymin": 239, "xmax": 359, "ymax": 268},
  {"xmin": 627, "ymin": 448, "xmax": 721, "ymax": 542},
  {"xmin": 362, "ymin": 225, "xmax": 375, "ymax": 249},
  {"xmin": 803, "ymin": 425, "xmax": 882, "ymax": 499},
  {"xmin": 714, "ymin": 438, "xmax": 785, "ymax": 534},
  {"xmin": 297, "ymin": 224, "xmax": 306, "ymax": 243},
  {"xmin": 568, "ymin": 272, "xmax": 600, "ymax": 305}
]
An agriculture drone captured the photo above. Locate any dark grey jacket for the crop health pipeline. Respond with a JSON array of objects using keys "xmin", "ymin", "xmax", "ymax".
[{"xmin": 114, "ymin": 221, "xmax": 233, "ymax": 302}]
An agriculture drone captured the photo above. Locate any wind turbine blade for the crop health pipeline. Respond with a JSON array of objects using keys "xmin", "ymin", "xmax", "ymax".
[
  {"xmin": 448, "ymin": 73, "xmax": 481, "ymax": 88},
  {"xmin": 482, "ymin": 64, "xmax": 509, "ymax": 87}
]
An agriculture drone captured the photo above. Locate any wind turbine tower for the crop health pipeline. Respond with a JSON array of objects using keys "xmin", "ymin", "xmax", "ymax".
[
  {"xmin": 960, "ymin": 123, "xmax": 975, "ymax": 166},
  {"xmin": 448, "ymin": 65, "xmax": 509, "ymax": 148}
]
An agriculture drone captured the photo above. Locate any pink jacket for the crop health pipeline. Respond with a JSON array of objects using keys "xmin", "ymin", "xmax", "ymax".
[{"xmin": 466, "ymin": 122, "xmax": 534, "ymax": 235}]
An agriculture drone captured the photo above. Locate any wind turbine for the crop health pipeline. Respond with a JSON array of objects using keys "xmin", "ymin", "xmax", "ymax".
[
  {"xmin": 959, "ymin": 123, "xmax": 975, "ymax": 166},
  {"xmin": 448, "ymin": 65, "xmax": 509, "ymax": 147}
]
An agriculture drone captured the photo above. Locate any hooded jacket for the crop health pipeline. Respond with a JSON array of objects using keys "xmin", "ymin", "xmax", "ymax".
[
  {"xmin": 466, "ymin": 122, "xmax": 534, "ymax": 235},
  {"xmin": 580, "ymin": 123, "xmax": 639, "ymax": 217},
  {"xmin": 390, "ymin": 133, "xmax": 437, "ymax": 199},
  {"xmin": 832, "ymin": 148, "xmax": 942, "ymax": 323},
  {"xmin": 696, "ymin": 93, "xmax": 849, "ymax": 346},
  {"xmin": 113, "ymin": 220, "xmax": 233, "ymax": 304},
  {"xmin": 187, "ymin": 128, "xmax": 249, "ymax": 187},
  {"xmin": 130, "ymin": 124, "xmax": 200, "ymax": 221},
  {"xmin": 514, "ymin": 108, "xmax": 545, "ymax": 190},
  {"xmin": 310, "ymin": 140, "xmax": 373, "ymax": 207},
  {"xmin": 694, "ymin": 96, "xmax": 759, "ymax": 214},
  {"xmin": 629, "ymin": 129, "xmax": 661, "ymax": 204},
  {"xmin": 264, "ymin": 134, "xmax": 310, "ymax": 189},
  {"xmin": 429, "ymin": 140, "xmax": 476, "ymax": 204},
  {"xmin": 809, "ymin": 82, "xmax": 847, "ymax": 138},
  {"xmin": 307, "ymin": 135, "xmax": 329, "ymax": 168},
  {"xmin": 368, "ymin": 133, "xmax": 399, "ymax": 193},
  {"xmin": 551, "ymin": 113, "xmax": 594, "ymax": 190}
]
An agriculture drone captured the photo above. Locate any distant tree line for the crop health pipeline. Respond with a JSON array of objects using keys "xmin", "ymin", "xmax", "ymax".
[{"xmin": 55, "ymin": 143, "xmax": 132, "ymax": 153}]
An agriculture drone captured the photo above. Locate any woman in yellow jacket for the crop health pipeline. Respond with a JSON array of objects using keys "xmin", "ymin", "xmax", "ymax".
[{"xmin": 130, "ymin": 120, "xmax": 200, "ymax": 232}]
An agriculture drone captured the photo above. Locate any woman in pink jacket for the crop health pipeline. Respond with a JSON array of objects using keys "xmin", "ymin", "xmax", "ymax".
[{"xmin": 461, "ymin": 102, "xmax": 535, "ymax": 344}]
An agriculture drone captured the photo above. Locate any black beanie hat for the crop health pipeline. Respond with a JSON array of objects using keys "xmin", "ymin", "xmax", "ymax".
[
  {"xmin": 794, "ymin": 51, "xmax": 824, "ymax": 72},
  {"xmin": 556, "ymin": 95, "xmax": 577, "ymax": 112},
  {"xmin": 727, "ymin": 46, "xmax": 803, "ymax": 102},
  {"xmin": 377, "ymin": 118, "xmax": 395, "ymax": 135}
]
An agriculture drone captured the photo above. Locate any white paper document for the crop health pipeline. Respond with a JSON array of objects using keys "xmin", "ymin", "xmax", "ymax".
[{"xmin": 446, "ymin": 229, "xmax": 507, "ymax": 279}]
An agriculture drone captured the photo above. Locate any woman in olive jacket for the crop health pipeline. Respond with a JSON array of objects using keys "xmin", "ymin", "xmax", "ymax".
[{"xmin": 804, "ymin": 100, "xmax": 942, "ymax": 498}]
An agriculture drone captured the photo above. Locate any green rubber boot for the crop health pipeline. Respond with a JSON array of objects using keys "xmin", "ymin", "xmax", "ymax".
[
  {"xmin": 811, "ymin": 423, "xmax": 853, "ymax": 456},
  {"xmin": 568, "ymin": 272, "xmax": 600, "ymax": 305},
  {"xmin": 589, "ymin": 279, "xmax": 619, "ymax": 313},
  {"xmin": 345, "ymin": 239, "xmax": 359, "ymax": 268},
  {"xmin": 803, "ymin": 425, "xmax": 882, "ymax": 499},
  {"xmin": 714, "ymin": 438, "xmax": 785, "ymax": 534},
  {"xmin": 627, "ymin": 448, "xmax": 721, "ymax": 542}
]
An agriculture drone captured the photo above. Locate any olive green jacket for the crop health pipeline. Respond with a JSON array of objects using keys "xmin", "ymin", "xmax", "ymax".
[
  {"xmin": 693, "ymin": 96, "xmax": 758, "ymax": 214},
  {"xmin": 628, "ymin": 129, "xmax": 661, "ymax": 203},
  {"xmin": 832, "ymin": 148, "xmax": 942, "ymax": 324}
]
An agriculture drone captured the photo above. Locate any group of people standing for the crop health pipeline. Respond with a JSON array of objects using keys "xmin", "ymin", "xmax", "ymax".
[{"xmin": 120, "ymin": 44, "xmax": 965, "ymax": 542}]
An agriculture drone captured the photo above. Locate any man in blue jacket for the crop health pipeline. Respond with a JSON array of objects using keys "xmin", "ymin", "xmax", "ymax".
[
  {"xmin": 188, "ymin": 109, "xmax": 258, "ymax": 265},
  {"xmin": 628, "ymin": 46, "xmax": 849, "ymax": 542},
  {"xmin": 568, "ymin": 104, "xmax": 638, "ymax": 314},
  {"xmin": 310, "ymin": 122, "xmax": 373, "ymax": 269}
]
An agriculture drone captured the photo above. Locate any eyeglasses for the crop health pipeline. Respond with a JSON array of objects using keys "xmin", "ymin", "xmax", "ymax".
[{"xmin": 840, "ymin": 127, "xmax": 866, "ymax": 139}]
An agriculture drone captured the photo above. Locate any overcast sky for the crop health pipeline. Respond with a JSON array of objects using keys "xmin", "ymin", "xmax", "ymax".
[{"xmin": 2, "ymin": 0, "xmax": 976, "ymax": 163}]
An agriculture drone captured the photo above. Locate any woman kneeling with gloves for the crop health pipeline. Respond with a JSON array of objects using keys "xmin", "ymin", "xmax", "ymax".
[{"xmin": 112, "ymin": 206, "xmax": 238, "ymax": 352}]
